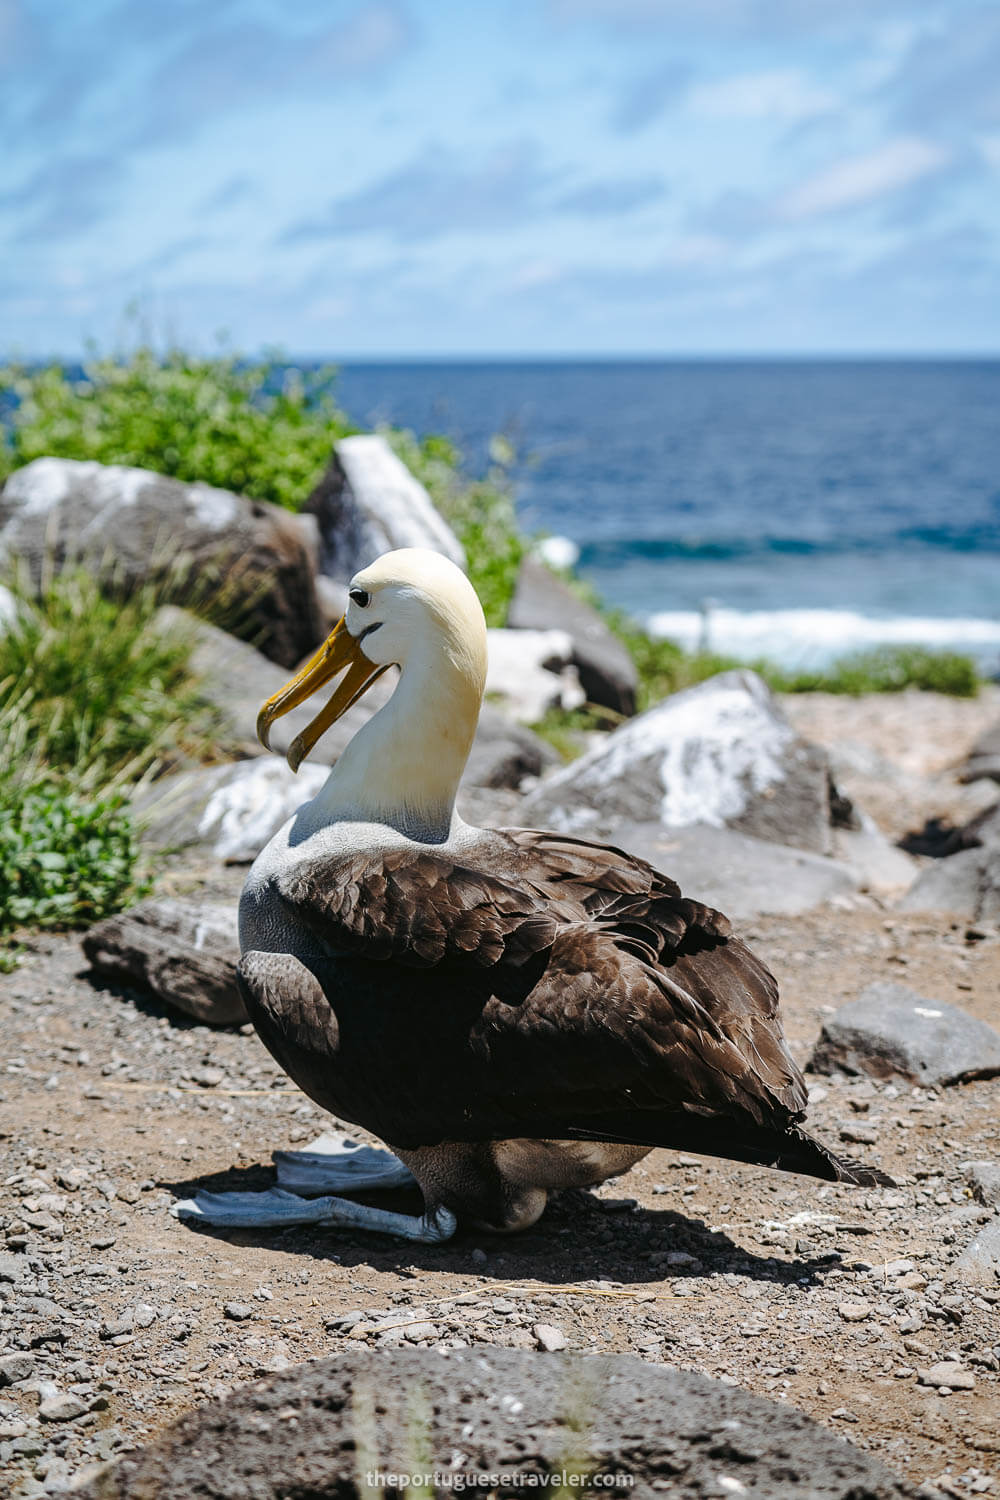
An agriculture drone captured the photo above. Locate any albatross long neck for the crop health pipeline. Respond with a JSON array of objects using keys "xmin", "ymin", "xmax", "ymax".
[{"xmin": 305, "ymin": 638, "xmax": 484, "ymax": 844}]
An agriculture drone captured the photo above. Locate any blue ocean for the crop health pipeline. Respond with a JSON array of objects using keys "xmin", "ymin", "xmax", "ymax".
[{"xmin": 334, "ymin": 360, "xmax": 1000, "ymax": 672}]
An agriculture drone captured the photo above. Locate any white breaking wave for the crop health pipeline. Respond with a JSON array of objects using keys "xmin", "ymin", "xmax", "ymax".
[{"xmin": 646, "ymin": 606, "xmax": 1000, "ymax": 670}]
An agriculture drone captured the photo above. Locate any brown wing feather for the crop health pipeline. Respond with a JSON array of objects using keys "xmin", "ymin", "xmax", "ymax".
[{"xmin": 270, "ymin": 828, "xmax": 806, "ymax": 1143}]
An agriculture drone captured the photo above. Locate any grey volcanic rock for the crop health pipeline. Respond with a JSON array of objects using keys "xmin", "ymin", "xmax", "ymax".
[
  {"xmin": 466, "ymin": 704, "xmax": 558, "ymax": 788},
  {"xmin": 486, "ymin": 626, "xmax": 584, "ymax": 721},
  {"xmin": 959, "ymin": 716, "xmax": 1000, "ymax": 784},
  {"xmin": 966, "ymin": 1161, "xmax": 1000, "ymax": 1207},
  {"xmin": 615, "ymin": 822, "xmax": 858, "ymax": 919},
  {"xmin": 951, "ymin": 1218, "xmax": 1000, "ymax": 1285},
  {"xmin": 522, "ymin": 669, "xmax": 838, "ymax": 854},
  {"xmin": 82, "ymin": 899, "xmax": 246, "ymax": 1025},
  {"xmin": 899, "ymin": 846, "xmax": 1000, "ymax": 922},
  {"xmin": 0, "ymin": 458, "xmax": 324, "ymax": 668},
  {"xmin": 957, "ymin": 800, "xmax": 1000, "ymax": 848},
  {"xmin": 509, "ymin": 556, "xmax": 638, "ymax": 715},
  {"xmin": 810, "ymin": 981, "xmax": 1000, "ymax": 1086},
  {"xmin": 132, "ymin": 706, "xmax": 553, "ymax": 864},
  {"xmin": 132, "ymin": 760, "xmax": 332, "ymax": 863},
  {"xmin": 304, "ymin": 435, "xmax": 464, "ymax": 582},
  {"xmin": 73, "ymin": 1347, "xmax": 922, "ymax": 1500}
]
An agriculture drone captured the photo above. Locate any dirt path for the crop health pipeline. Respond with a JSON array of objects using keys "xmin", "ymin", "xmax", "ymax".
[{"xmin": 2, "ymin": 898, "xmax": 999, "ymax": 1497}]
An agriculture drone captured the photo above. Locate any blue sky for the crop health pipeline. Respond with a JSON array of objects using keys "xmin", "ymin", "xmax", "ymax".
[{"xmin": 2, "ymin": 0, "xmax": 999, "ymax": 356}]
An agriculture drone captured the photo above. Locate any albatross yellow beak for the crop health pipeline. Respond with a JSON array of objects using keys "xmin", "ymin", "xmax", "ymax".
[{"xmin": 256, "ymin": 616, "xmax": 389, "ymax": 773}]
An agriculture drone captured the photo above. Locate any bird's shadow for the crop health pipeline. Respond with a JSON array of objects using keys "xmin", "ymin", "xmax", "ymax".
[
  {"xmin": 161, "ymin": 1162, "xmax": 840, "ymax": 1291},
  {"xmin": 81, "ymin": 969, "xmax": 240, "ymax": 1030}
]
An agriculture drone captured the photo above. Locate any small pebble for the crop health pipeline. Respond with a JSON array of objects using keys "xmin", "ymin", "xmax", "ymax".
[
  {"xmin": 918, "ymin": 1361, "xmax": 975, "ymax": 1391},
  {"xmin": 0, "ymin": 1351, "xmax": 36, "ymax": 1385},
  {"xmin": 38, "ymin": 1391, "xmax": 88, "ymax": 1422},
  {"xmin": 533, "ymin": 1323, "xmax": 567, "ymax": 1352},
  {"xmin": 224, "ymin": 1302, "xmax": 254, "ymax": 1321}
]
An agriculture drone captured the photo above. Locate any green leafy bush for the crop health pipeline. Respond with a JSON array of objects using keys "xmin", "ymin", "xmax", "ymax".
[
  {"xmin": 0, "ymin": 349, "xmax": 354, "ymax": 508},
  {"xmin": 0, "ymin": 782, "xmax": 149, "ymax": 945},
  {"xmin": 0, "ymin": 569, "xmax": 215, "ymax": 958},
  {"xmin": 762, "ymin": 645, "xmax": 980, "ymax": 697}
]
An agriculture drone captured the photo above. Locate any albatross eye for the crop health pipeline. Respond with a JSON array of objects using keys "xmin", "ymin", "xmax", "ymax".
[{"xmin": 349, "ymin": 587, "xmax": 371, "ymax": 608}]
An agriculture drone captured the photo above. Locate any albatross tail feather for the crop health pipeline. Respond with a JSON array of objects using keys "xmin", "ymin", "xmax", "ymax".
[{"xmin": 563, "ymin": 1114, "xmax": 896, "ymax": 1187}]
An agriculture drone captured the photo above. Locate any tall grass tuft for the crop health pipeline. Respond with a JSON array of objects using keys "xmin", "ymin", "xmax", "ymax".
[
  {"xmin": 0, "ymin": 567, "xmax": 217, "ymax": 793},
  {"xmin": 0, "ymin": 568, "xmax": 215, "ymax": 957}
]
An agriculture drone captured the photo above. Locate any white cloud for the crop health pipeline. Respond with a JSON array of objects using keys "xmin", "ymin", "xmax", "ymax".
[
  {"xmin": 979, "ymin": 135, "xmax": 1000, "ymax": 170},
  {"xmin": 663, "ymin": 234, "xmax": 727, "ymax": 267},
  {"xmin": 690, "ymin": 69, "xmax": 837, "ymax": 122},
  {"xmin": 779, "ymin": 137, "xmax": 949, "ymax": 219},
  {"xmin": 509, "ymin": 258, "xmax": 563, "ymax": 289}
]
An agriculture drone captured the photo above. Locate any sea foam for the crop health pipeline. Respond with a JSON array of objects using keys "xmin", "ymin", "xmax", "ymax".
[{"xmin": 646, "ymin": 606, "xmax": 1000, "ymax": 671}]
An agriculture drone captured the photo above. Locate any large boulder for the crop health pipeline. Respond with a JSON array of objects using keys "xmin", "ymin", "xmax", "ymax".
[
  {"xmin": 81, "ymin": 899, "xmax": 245, "ymax": 1025},
  {"xmin": 614, "ymin": 822, "xmax": 859, "ymax": 918},
  {"xmin": 304, "ymin": 434, "xmax": 464, "ymax": 582},
  {"xmin": 508, "ymin": 556, "xmax": 638, "ymax": 715},
  {"xmin": 809, "ymin": 981, "xmax": 1000, "ymax": 1086},
  {"xmin": 898, "ymin": 846, "xmax": 1000, "ymax": 923},
  {"xmin": 73, "ymin": 1347, "xmax": 922, "ymax": 1500},
  {"xmin": 0, "ymin": 458, "xmax": 323, "ymax": 668},
  {"xmin": 522, "ymin": 669, "xmax": 840, "ymax": 854},
  {"xmin": 959, "ymin": 800, "xmax": 1000, "ymax": 848}
]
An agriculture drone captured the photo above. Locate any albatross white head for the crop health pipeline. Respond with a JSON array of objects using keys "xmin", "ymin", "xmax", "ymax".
[{"xmin": 256, "ymin": 547, "xmax": 488, "ymax": 840}]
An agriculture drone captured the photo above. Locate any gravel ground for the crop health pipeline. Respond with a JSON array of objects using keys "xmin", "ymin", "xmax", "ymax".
[
  {"xmin": 3, "ymin": 687, "xmax": 1000, "ymax": 1498},
  {"xmin": 2, "ymin": 892, "xmax": 999, "ymax": 1498}
]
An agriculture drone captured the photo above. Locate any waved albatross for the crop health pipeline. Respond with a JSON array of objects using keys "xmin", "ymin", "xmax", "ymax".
[{"xmin": 193, "ymin": 548, "xmax": 892, "ymax": 1243}]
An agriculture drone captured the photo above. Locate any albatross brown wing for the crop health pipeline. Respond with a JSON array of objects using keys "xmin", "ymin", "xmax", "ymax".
[{"xmin": 252, "ymin": 831, "xmax": 884, "ymax": 1182}]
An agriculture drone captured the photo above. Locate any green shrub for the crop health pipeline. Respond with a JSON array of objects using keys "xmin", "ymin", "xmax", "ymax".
[
  {"xmin": 0, "ymin": 346, "xmax": 526, "ymax": 625},
  {"xmin": 762, "ymin": 645, "xmax": 980, "ymax": 697},
  {"xmin": 0, "ymin": 781, "xmax": 149, "ymax": 946},
  {"xmin": 0, "ymin": 348, "xmax": 354, "ymax": 508},
  {"xmin": 0, "ymin": 569, "xmax": 214, "ymax": 959},
  {"xmin": 0, "ymin": 568, "xmax": 217, "ymax": 793}
]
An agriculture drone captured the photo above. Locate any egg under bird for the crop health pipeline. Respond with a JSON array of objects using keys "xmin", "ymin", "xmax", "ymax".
[{"xmin": 183, "ymin": 547, "xmax": 892, "ymax": 1244}]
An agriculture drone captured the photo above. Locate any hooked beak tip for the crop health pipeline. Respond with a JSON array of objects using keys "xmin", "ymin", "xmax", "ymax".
[{"xmin": 287, "ymin": 736, "xmax": 306, "ymax": 774}]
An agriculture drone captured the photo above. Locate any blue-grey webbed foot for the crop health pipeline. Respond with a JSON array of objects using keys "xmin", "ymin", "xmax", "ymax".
[
  {"xmin": 171, "ymin": 1189, "xmax": 456, "ymax": 1243},
  {"xmin": 273, "ymin": 1132, "xmax": 414, "ymax": 1195}
]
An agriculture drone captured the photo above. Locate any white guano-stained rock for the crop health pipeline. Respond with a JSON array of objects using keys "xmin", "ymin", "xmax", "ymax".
[
  {"xmin": 522, "ymin": 669, "xmax": 836, "ymax": 853},
  {"xmin": 198, "ymin": 760, "xmax": 331, "ymax": 864},
  {"xmin": 486, "ymin": 627, "xmax": 585, "ymax": 723},
  {"xmin": 304, "ymin": 435, "xmax": 465, "ymax": 581}
]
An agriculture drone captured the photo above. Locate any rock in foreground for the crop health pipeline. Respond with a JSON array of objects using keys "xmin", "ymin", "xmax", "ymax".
[
  {"xmin": 82, "ymin": 899, "xmax": 246, "ymax": 1025},
  {"xmin": 523, "ymin": 669, "xmax": 840, "ymax": 853},
  {"xmin": 810, "ymin": 981, "xmax": 1000, "ymax": 1086},
  {"xmin": 74, "ymin": 1347, "xmax": 922, "ymax": 1500}
]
